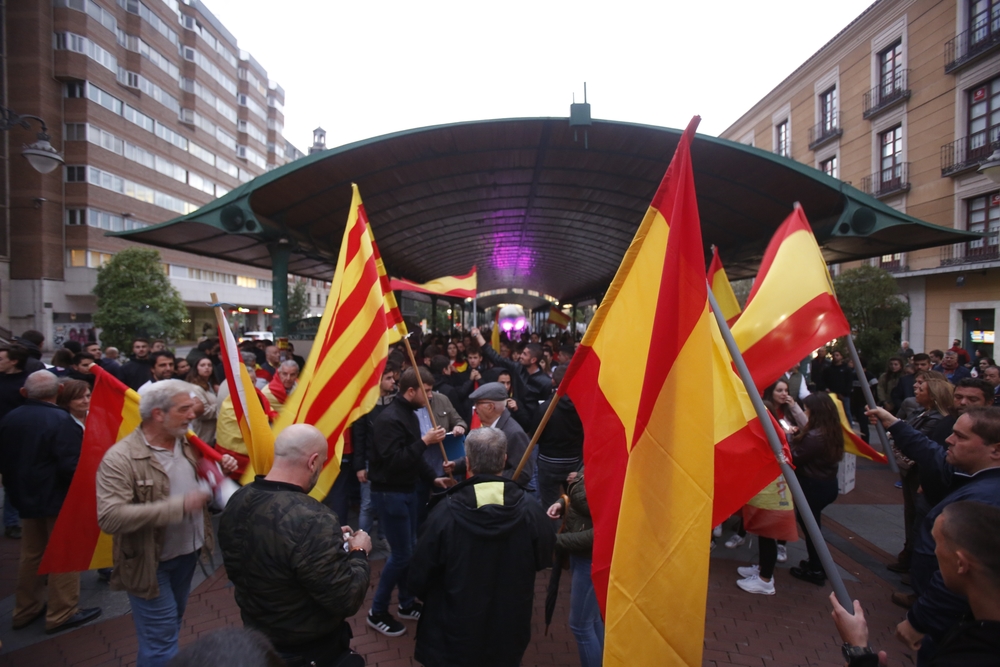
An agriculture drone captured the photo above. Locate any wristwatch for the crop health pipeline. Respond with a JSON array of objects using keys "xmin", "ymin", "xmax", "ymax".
[{"xmin": 841, "ymin": 643, "xmax": 877, "ymax": 666}]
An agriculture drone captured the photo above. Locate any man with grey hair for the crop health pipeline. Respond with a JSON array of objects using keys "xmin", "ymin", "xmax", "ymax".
[
  {"xmin": 409, "ymin": 427, "xmax": 554, "ymax": 667},
  {"xmin": 445, "ymin": 382, "xmax": 531, "ymax": 487},
  {"xmin": 220, "ymin": 424, "xmax": 371, "ymax": 666},
  {"xmin": 97, "ymin": 379, "xmax": 238, "ymax": 666},
  {"xmin": 261, "ymin": 360, "xmax": 299, "ymax": 415},
  {"xmin": 0, "ymin": 371, "xmax": 101, "ymax": 633}
]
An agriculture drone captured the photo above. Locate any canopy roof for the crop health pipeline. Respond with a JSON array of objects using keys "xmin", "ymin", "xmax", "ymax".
[{"xmin": 115, "ymin": 117, "xmax": 975, "ymax": 305}]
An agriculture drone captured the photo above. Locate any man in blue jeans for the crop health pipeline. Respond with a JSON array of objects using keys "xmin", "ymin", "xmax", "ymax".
[{"xmin": 367, "ymin": 367, "xmax": 452, "ymax": 637}]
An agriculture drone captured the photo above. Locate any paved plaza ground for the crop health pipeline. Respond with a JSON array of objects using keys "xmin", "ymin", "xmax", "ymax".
[{"xmin": 0, "ymin": 461, "xmax": 919, "ymax": 666}]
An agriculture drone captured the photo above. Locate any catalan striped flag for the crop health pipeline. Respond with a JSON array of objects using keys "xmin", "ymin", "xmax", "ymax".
[
  {"xmin": 547, "ymin": 308, "xmax": 571, "ymax": 329},
  {"xmin": 708, "ymin": 246, "xmax": 741, "ymax": 326},
  {"xmin": 831, "ymin": 394, "xmax": 889, "ymax": 464},
  {"xmin": 561, "ymin": 118, "xmax": 777, "ymax": 665},
  {"xmin": 369, "ymin": 223, "xmax": 407, "ymax": 343},
  {"xmin": 216, "ymin": 301, "xmax": 276, "ymax": 476},
  {"xmin": 38, "ymin": 365, "xmax": 138, "ymax": 573},
  {"xmin": 389, "ymin": 266, "xmax": 477, "ymax": 299},
  {"xmin": 731, "ymin": 205, "xmax": 851, "ymax": 392},
  {"xmin": 276, "ymin": 184, "xmax": 395, "ymax": 500}
]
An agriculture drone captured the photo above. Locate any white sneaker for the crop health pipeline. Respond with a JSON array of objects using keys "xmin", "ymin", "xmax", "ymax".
[
  {"xmin": 737, "ymin": 564, "xmax": 760, "ymax": 579},
  {"xmin": 724, "ymin": 534, "xmax": 746, "ymax": 549},
  {"xmin": 776, "ymin": 544, "xmax": 788, "ymax": 563},
  {"xmin": 712, "ymin": 524, "xmax": 723, "ymax": 538},
  {"xmin": 737, "ymin": 574, "xmax": 775, "ymax": 595}
]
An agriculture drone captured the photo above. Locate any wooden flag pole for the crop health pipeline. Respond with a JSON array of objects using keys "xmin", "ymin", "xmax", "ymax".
[
  {"xmin": 707, "ymin": 283, "xmax": 854, "ymax": 612},
  {"xmin": 512, "ymin": 391, "xmax": 563, "ymax": 482},
  {"xmin": 401, "ymin": 334, "xmax": 452, "ymax": 477},
  {"xmin": 844, "ymin": 335, "xmax": 900, "ymax": 474}
]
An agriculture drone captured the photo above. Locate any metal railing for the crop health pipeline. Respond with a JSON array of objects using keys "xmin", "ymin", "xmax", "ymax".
[
  {"xmin": 940, "ymin": 229, "xmax": 1000, "ymax": 265},
  {"xmin": 863, "ymin": 70, "xmax": 910, "ymax": 119},
  {"xmin": 860, "ymin": 162, "xmax": 910, "ymax": 198},
  {"xmin": 945, "ymin": 20, "xmax": 1000, "ymax": 72},
  {"xmin": 941, "ymin": 130, "xmax": 1000, "ymax": 176},
  {"xmin": 864, "ymin": 256, "xmax": 906, "ymax": 272},
  {"xmin": 808, "ymin": 113, "xmax": 842, "ymax": 150}
]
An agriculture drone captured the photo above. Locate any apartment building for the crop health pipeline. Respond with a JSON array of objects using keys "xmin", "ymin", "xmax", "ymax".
[
  {"xmin": 1, "ymin": 0, "xmax": 319, "ymax": 348},
  {"xmin": 721, "ymin": 0, "xmax": 1000, "ymax": 359}
]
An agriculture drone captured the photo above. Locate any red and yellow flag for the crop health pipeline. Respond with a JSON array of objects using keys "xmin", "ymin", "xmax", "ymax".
[
  {"xmin": 39, "ymin": 365, "xmax": 138, "ymax": 573},
  {"xmin": 731, "ymin": 205, "xmax": 851, "ymax": 392},
  {"xmin": 547, "ymin": 308, "xmax": 571, "ymax": 329},
  {"xmin": 276, "ymin": 184, "xmax": 395, "ymax": 499},
  {"xmin": 389, "ymin": 266, "xmax": 477, "ymax": 299},
  {"xmin": 561, "ymin": 118, "xmax": 776, "ymax": 665},
  {"xmin": 708, "ymin": 246, "xmax": 741, "ymax": 326},
  {"xmin": 831, "ymin": 395, "xmax": 889, "ymax": 464}
]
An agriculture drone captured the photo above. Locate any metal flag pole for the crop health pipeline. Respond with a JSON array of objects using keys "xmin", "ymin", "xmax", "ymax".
[
  {"xmin": 473, "ymin": 295, "xmax": 477, "ymax": 328},
  {"xmin": 706, "ymin": 284, "xmax": 854, "ymax": 611},
  {"xmin": 844, "ymin": 335, "xmax": 899, "ymax": 474},
  {"xmin": 400, "ymin": 333, "xmax": 453, "ymax": 479}
]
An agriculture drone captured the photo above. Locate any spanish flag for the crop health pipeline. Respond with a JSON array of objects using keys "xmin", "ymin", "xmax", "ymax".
[
  {"xmin": 731, "ymin": 205, "xmax": 851, "ymax": 392},
  {"xmin": 389, "ymin": 266, "xmax": 477, "ymax": 299},
  {"xmin": 276, "ymin": 184, "xmax": 396, "ymax": 500},
  {"xmin": 547, "ymin": 308, "xmax": 571, "ymax": 329},
  {"xmin": 38, "ymin": 365, "xmax": 138, "ymax": 573},
  {"xmin": 708, "ymin": 246, "xmax": 741, "ymax": 326},
  {"xmin": 831, "ymin": 394, "xmax": 889, "ymax": 464},
  {"xmin": 561, "ymin": 118, "xmax": 777, "ymax": 666}
]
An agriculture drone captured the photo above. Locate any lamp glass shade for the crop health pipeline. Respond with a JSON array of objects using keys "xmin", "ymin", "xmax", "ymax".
[
  {"xmin": 978, "ymin": 148, "xmax": 1000, "ymax": 184},
  {"xmin": 21, "ymin": 139, "xmax": 64, "ymax": 174}
]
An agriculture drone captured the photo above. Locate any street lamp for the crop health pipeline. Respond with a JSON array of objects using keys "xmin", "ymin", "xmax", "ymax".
[
  {"xmin": 978, "ymin": 146, "xmax": 1000, "ymax": 184},
  {"xmin": 1, "ymin": 106, "xmax": 64, "ymax": 174}
]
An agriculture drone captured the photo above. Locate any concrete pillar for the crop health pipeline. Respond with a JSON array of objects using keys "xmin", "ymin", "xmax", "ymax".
[{"xmin": 269, "ymin": 242, "xmax": 291, "ymax": 337}]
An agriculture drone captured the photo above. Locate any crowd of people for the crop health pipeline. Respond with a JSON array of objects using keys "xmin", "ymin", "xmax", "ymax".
[{"xmin": 1, "ymin": 326, "xmax": 999, "ymax": 666}]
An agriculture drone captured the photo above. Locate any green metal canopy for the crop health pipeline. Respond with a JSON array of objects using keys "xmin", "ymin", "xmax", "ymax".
[{"xmin": 115, "ymin": 117, "xmax": 976, "ymax": 306}]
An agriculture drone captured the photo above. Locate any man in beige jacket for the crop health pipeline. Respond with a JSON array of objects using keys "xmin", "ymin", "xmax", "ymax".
[{"xmin": 97, "ymin": 380, "xmax": 237, "ymax": 667}]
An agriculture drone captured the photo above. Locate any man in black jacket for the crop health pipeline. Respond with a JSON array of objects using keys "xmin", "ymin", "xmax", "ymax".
[
  {"xmin": 367, "ymin": 368, "xmax": 452, "ymax": 638},
  {"xmin": 409, "ymin": 426, "xmax": 554, "ymax": 667},
  {"xmin": 219, "ymin": 424, "xmax": 371, "ymax": 666},
  {"xmin": 445, "ymin": 382, "xmax": 532, "ymax": 487},
  {"xmin": 0, "ymin": 371, "xmax": 101, "ymax": 633},
  {"xmin": 471, "ymin": 327, "xmax": 552, "ymax": 425},
  {"xmin": 351, "ymin": 365, "xmax": 397, "ymax": 537},
  {"xmin": 119, "ymin": 338, "xmax": 154, "ymax": 391},
  {"xmin": 533, "ymin": 366, "xmax": 584, "ymax": 509}
]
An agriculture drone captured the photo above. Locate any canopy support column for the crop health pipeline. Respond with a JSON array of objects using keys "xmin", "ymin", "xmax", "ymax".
[{"xmin": 269, "ymin": 241, "xmax": 290, "ymax": 337}]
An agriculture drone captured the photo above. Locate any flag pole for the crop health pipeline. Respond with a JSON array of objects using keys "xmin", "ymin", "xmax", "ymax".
[
  {"xmin": 401, "ymin": 333, "xmax": 453, "ymax": 477},
  {"xmin": 707, "ymin": 284, "xmax": 854, "ymax": 611},
  {"xmin": 512, "ymin": 392, "xmax": 562, "ymax": 482},
  {"xmin": 473, "ymin": 296, "xmax": 477, "ymax": 328},
  {"xmin": 844, "ymin": 335, "xmax": 899, "ymax": 474}
]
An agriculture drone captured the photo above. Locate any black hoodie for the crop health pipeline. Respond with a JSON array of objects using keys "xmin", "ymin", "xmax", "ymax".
[{"xmin": 409, "ymin": 475, "xmax": 554, "ymax": 667}]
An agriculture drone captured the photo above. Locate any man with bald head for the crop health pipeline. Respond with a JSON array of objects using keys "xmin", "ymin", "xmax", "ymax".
[
  {"xmin": 0, "ymin": 371, "xmax": 101, "ymax": 633},
  {"xmin": 219, "ymin": 424, "xmax": 371, "ymax": 666}
]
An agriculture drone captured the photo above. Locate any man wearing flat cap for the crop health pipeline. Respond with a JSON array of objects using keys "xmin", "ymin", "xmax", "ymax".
[{"xmin": 445, "ymin": 382, "xmax": 532, "ymax": 487}]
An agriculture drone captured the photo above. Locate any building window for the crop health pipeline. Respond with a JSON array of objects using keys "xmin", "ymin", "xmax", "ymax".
[
  {"xmin": 68, "ymin": 249, "xmax": 87, "ymax": 267},
  {"xmin": 64, "ymin": 81, "xmax": 85, "ymax": 98},
  {"xmin": 65, "ymin": 165, "xmax": 86, "ymax": 181},
  {"xmin": 968, "ymin": 76, "xmax": 1000, "ymax": 160},
  {"xmin": 774, "ymin": 120, "xmax": 789, "ymax": 157},
  {"xmin": 820, "ymin": 156, "xmax": 838, "ymax": 178},
  {"xmin": 970, "ymin": 0, "xmax": 1000, "ymax": 47},
  {"xmin": 879, "ymin": 40, "xmax": 904, "ymax": 96},
  {"xmin": 966, "ymin": 191, "xmax": 1000, "ymax": 259},
  {"xmin": 820, "ymin": 87, "xmax": 837, "ymax": 133},
  {"xmin": 65, "ymin": 209, "xmax": 85, "ymax": 225},
  {"xmin": 879, "ymin": 125, "xmax": 903, "ymax": 187}
]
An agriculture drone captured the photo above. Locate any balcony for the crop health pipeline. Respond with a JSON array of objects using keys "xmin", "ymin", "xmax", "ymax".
[
  {"xmin": 865, "ymin": 256, "xmax": 906, "ymax": 273},
  {"xmin": 941, "ymin": 130, "xmax": 999, "ymax": 176},
  {"xmin": 861, "ymin": 163, "xmax": 910, "ymax": 199},
  {"xmin": 863, "ymin": 70, "xmax": 911, "ymax": 119},
  {"xmin": 940, "ymin": 230, "xmax": 1000, "ymax": 265},
  {"xmin": 945, "ymin": 20, "xmax": 1000, "ymax": 73},
  {"xmin": 808, "ymin": 113, "xmax": 842, "ymax": 150}
]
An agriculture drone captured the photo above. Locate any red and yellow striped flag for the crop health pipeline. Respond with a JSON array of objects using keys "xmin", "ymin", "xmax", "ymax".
[
  {"xmin": 561, "ymin": 118, "xmax": 776, "ymax": 665},
  {"xmin": 38, "ymin": 365, "xmax": 138, "ymax": 573},
  {"xmin": 370, "ymin": 223, "xmax": 407, "ymax": 343},
  {"xmin": 547, "ymin": 308, "xmax": 571, "ymax": 329},
  {"xmin": 389, "ymin": 266, "xmax": 477, "ymax": 298},
  {"xmin": 831, "ymin": 395, "xmax": 889, "ymax": 464},
  {"xmin": 708, "ymin": 246, "xmax": 741, "ymax": 326},
  {"xmin": 276, "ymin": 184, "xmax": 395, "ymax": 500},
  {"xmin": 731, "ymin": 205, "xmax": 851, "ymax": 392}
]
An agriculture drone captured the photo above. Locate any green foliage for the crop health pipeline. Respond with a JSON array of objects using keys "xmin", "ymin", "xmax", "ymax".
[
  {"xmin": 92, "ymin": 247, "xmax": 188, "ymax": 351},
  {"xmin": 288, "ymin": 280, "xmax": 310, "ymax": 323},
  {"xmin": 833, "ymin": 265, "xmax": 911, "ymax": 372}
]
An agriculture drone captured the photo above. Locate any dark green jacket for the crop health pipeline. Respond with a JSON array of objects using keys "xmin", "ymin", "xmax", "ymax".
[
  {"xmin": 555, "ymin": 473, "xmax": 593, "ymax": 555},
  {"xmin": 219, "ymin": 478, "xmax": 370, "ymax": 649}
]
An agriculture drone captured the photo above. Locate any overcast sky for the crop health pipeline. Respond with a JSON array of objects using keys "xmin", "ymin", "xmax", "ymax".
[{"xmin": 204, "ymin": 0, "xmax": 877, "ymax": 152}]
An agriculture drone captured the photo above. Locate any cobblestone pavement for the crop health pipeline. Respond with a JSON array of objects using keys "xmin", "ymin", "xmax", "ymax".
[{"xmin": 0, "ymin": 461, "xmax": 916, "ymax": 666}]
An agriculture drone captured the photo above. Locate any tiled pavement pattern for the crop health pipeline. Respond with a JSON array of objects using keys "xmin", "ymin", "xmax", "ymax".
[{"xmin": 0, "ymin": 461, "xmax": 919, "ymax": 666}]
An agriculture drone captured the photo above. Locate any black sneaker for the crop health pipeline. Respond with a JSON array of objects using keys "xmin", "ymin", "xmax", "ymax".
[
  {"xmin": 789, "ymin": 566, "xmax": 827, "ymax": 586},
  {"xmin": 367, "ymin": 611, "xmax": 406, "ymax": 637},
  {"xmin": 398, "ymin": 602, "xmax": 423, "ymax": 620}
]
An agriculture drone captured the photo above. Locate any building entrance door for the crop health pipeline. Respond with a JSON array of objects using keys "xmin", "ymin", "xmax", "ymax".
[{"xmin": 963, "ymin": 308, "xmax": 995, "ymax": 360}]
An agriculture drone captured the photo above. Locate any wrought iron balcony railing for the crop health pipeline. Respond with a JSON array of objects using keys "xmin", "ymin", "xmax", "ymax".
[
  {"xmin": 941, "ymin": 129, "xmax": 1000, "ymax": 176},
  {"xmin": 808, "ymin": 113, "xmax": 842, "ymax": 150},
  {"xmin": 945, "ymin": 20, "xmax": 1000, "ymax": 72},
  {"xmin": 940, "ymin": 230, "xmax": 1000, "ymax": 265},
  {"xmin": 863, "ymin": 70, "xmax": 911, "ymax": 119},
  {"xmin": 861, "ymin": 162, "xmax": 910, "ymax": 198}
]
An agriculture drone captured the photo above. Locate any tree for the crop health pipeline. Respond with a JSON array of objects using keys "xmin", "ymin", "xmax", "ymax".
[
  {"xmin": 288, "ymin": 280, "xmax": 310, "ymax": 323},
  {"xmin": 93, "ymin": 247, "xmax": 188, "ymax": 351},
  {"xmin": 833, "ymin": 265, "xmax": 911, "ymax": 373}
]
